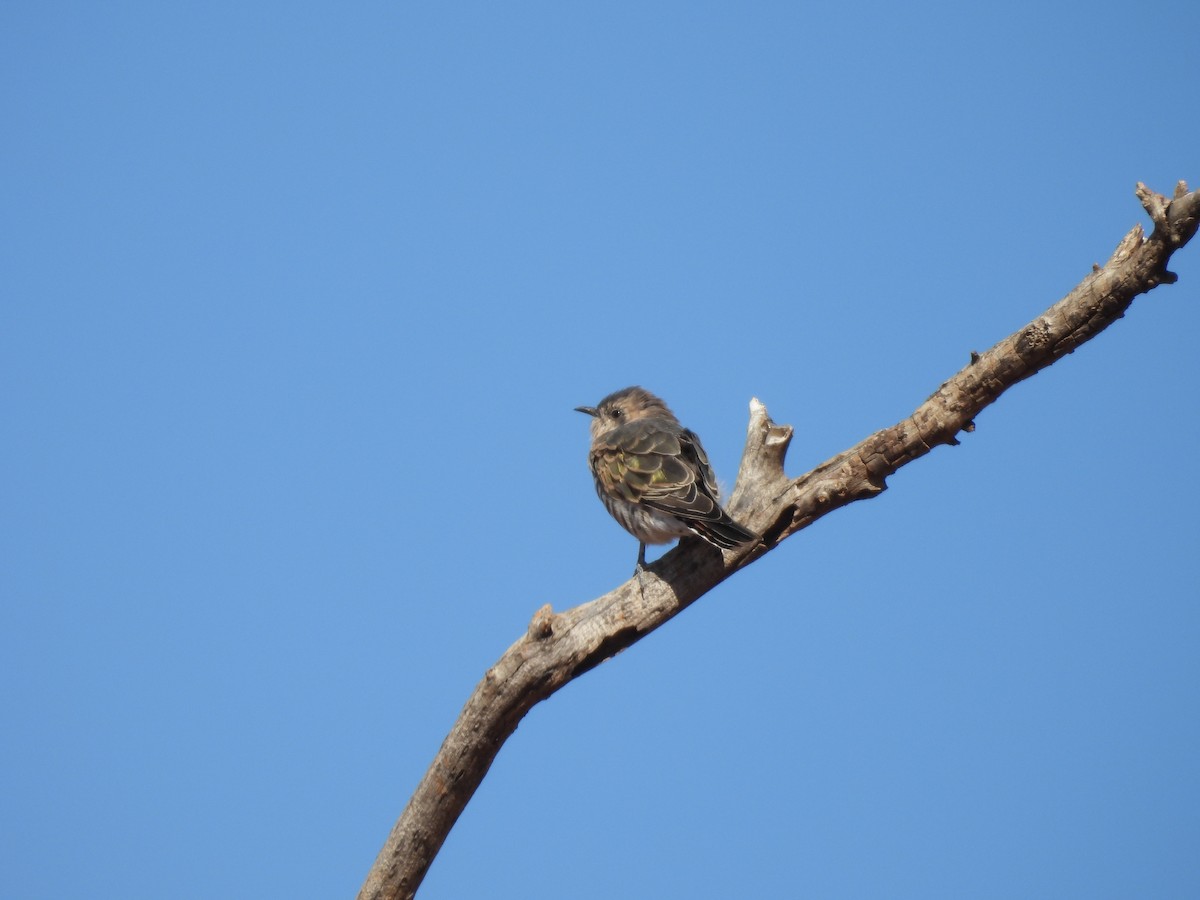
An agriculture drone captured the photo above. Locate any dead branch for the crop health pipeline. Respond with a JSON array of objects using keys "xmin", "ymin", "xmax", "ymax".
[{"xmin": 359, "ymin": 181, "xmax": 1199, "ymax": 900}]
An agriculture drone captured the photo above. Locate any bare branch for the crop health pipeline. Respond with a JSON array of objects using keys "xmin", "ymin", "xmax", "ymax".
[{"xmin": 358, "ymin": 182, "xmax": 1199, "ymax": 900}]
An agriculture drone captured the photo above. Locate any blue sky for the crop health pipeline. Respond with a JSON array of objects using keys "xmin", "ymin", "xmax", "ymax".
[{"xmin": 3, "ymin": 2, "xmax": 1198, "ymax": 897}]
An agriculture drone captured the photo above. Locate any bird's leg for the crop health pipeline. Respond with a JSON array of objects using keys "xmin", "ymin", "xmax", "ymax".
[{"xmin": 633, "ymin": 542, "xmax": 648, "ymax": 601}]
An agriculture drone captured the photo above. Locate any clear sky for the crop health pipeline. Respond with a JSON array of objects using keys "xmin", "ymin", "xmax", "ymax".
[{"xmin": 3, "ymin": 2, "xmax": 1198, "ymax": 898}]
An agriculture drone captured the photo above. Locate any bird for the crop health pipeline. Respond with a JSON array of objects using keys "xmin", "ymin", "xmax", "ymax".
[{"xmin": 575, "ymin": 386, "xmax": 758, "ymax": 573}]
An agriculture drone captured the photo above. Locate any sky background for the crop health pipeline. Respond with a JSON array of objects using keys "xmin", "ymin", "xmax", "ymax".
[{"xmin": 3, "ymin": 2, "xmax": 1198, "ymax": 898}]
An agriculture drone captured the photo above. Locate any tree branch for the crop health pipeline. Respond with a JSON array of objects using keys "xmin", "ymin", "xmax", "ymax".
[{"xmin": 358, "ymin": 181, "xmax": 1199, "ymax": 900}]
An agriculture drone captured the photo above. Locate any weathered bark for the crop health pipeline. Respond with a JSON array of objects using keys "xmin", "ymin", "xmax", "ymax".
[{"xmin": 359, "ymin": 181, "xmax": 1199, "ymax": 900}]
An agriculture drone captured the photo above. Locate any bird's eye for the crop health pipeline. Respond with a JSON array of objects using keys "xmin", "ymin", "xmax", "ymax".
[{"xmin": 609, "ymin": 407, "xmax": 622, "ymax": 418}]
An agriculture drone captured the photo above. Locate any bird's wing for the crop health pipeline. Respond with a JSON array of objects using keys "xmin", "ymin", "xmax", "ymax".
[
  {"xmin": 590, "ymin": 420, "xmax": 724, "ymax": 522},
  {"xmin": 640, "ymin": 427, "xmax": 726, "ymax": 524},
  {"xmin": 644, "ymin": 428, "xmax": 758, "ymax": 548}
]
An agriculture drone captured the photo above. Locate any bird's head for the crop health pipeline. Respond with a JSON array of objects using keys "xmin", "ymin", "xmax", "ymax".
[{"xmin": 575, "ymin": 386, "xmax": 675, "ymax": 440}]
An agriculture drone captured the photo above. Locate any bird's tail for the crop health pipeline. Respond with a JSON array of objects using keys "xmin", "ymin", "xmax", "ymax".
[{"xmin": 688, "ymin": 513, "xmax": 758, "ymax": 550}]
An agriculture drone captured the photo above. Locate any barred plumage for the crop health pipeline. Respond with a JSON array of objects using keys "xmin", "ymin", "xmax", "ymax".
[{"xmin": 576, "ymin": 386, "xmax": 758, "ymax": 572}]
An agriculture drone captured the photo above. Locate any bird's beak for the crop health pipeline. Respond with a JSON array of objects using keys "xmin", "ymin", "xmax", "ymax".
[{"xmin": 574, "ymin": 405, "xmax": 597, "ymax": 417}]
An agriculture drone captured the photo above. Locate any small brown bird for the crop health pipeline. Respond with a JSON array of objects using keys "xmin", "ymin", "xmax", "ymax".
[{"xmin": 576, "ymin": 386, "xmax": 757, "ymax": 572}]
